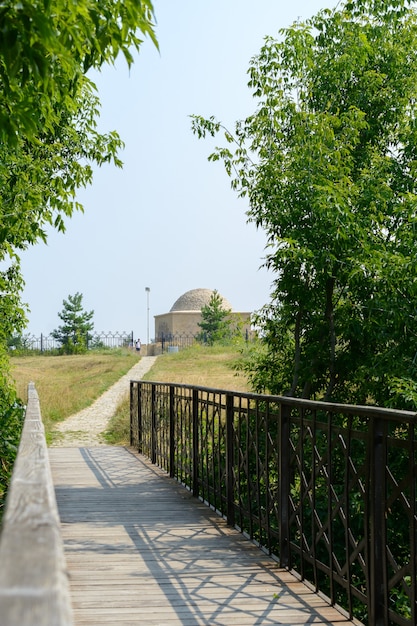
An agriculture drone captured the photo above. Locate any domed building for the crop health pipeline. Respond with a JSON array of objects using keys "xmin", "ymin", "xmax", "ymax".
[
  {"xmin": 154, "ymin": 288, "xmax": 251, "ymax": 342},
  {"xmin": 170, "ymin": 288, "xmax": 232, "ymax": 313}
]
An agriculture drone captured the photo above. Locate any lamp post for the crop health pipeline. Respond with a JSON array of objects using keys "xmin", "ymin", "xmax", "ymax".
[{"xmin": 145, "ymin": 287, "xmax": 150, "ymax": 346}]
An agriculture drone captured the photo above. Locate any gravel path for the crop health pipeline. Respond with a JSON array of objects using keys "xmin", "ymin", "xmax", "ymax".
[{"xmin": 50, "ymin": 356, "xmax": 157, "ymax": 447}]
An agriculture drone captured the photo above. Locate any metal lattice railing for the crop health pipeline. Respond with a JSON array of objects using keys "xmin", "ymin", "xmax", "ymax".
[{"xmin": 130, "ymin": 381, "xmax": 417, "ymax": 626}]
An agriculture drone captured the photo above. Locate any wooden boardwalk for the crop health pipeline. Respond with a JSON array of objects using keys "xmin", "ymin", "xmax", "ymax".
[{"xmin": 49, "ymin": 446, "xmax": 357, "ymax": 626}]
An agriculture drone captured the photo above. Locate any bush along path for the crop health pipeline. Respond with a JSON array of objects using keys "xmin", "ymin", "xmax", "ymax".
[{"xmin": 50, "ymin": 356, "xmax": 157, "ymax": 447}]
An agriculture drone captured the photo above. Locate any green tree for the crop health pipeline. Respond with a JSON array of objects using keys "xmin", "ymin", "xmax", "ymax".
[
  {"xmin": 197, "ymin": 290, "xmax": 233, "ymax": 345},
  {"xmin": 52, "ymin": 293, "xmax": 94, "ymax": 353},
  {"xmin": 0, "ymin": 0, "xmax": 157, "ymax": 517},
  {"xmin": 0, "ymin": 0, "xmax": 157, "ymax": 349},
  {"xmin": 0, "ymin": 0, "xmax": 157, "ymax": 143},
  {"xmin": 0, "ymin": 80, "xmax": 124, "ymax": 341},
  {"xmin": 0, "ymin": 0, "xmax": 157, "ymax": 343},
  {"xmin": 192, "ymin": 0, "xmax": 417, "ymax": 409}
]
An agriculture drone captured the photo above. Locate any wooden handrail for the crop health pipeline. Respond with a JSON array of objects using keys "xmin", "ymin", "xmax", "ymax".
[{"xmin": 0, "ymin": 382, "xmax": 73, "ymax": 626}]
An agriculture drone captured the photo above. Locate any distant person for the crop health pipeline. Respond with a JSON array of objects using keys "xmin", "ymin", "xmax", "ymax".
[{"xmin": 135, "ymin": 339, "xmax": 141, "ymax": 352}]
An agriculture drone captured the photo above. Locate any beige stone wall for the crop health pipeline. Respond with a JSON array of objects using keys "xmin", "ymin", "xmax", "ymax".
[
  {"xmin": 155, "ymin": 311, "xmax": 204, "ymax": 338},
  {"xmin": 154, "ymin": 311, "xmax": 252, "ymax": 339},
  {"xmin": 154, "ymin": 313, "xmax": 173, "ymax": 338}
]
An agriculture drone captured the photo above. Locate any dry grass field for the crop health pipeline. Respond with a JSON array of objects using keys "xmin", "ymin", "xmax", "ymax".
[
  {"xmin": 11, "ymin": 350, "xmax": 140, "ymax": 431},
  {"xmin": 105, "ymin": 344, "xmax": 250, "ymax": 445},
  {"xmin": 142, "ymin": 344, "xmax": 250, "ymax": 391},
  {"xmin": 10, "ymin": 344, "xmax": 250, "ymax": 444}
]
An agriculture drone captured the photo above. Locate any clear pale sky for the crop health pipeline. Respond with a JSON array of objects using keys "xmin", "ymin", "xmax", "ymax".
[{"xmin": 19, "ymin": 0, "xmax": 337, "ymax": 340}]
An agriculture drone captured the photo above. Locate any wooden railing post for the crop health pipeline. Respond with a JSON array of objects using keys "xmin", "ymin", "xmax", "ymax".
[
  {"xmin": 226, "ymin": 393, "xmax": 235, "ymax": 527},
  {"xmin": 279, "ymin": 402, "xmax": 291, "ymax": 568}
]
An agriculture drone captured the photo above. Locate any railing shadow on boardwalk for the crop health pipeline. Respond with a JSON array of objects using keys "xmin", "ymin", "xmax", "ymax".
[
  {"xmin": 0, "ymin": 382, "xmax": 359, "ymax": 625},
  {"xmin": 130, "ymin": 380, "xmax": 417, "ymax": 626},
  {"xmin": 2, "ymin": 380, "xmax": 415, "ymax": 625},
  {"xmin": 51, "ymin": 445, "xmax": 354, "ymax": 625},
  {"xmin": 61, "ymin": 449, "xmax": 320, "ymax": 623}
]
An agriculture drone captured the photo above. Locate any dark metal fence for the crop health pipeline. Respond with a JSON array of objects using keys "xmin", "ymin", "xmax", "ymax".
[
  {"xmin": 158, "ymin": 333, "xmax": 197, "ymax": 352},
  {"xmin": 11, "ymin": 330, "xmax": 252, "ymax": 353},
  {"xmin": 130, "ymin": 381, "xmax": 417, "ymax": 626},
  {"xmin": 156, "ymin": 330, "xmax": 254, "ymax": 353},
  {"xmin": 11, "ymin": 331, "xmax": 134, "ymax": 352}
]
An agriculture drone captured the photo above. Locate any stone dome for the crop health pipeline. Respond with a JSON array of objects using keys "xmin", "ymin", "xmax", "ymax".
[{"xmin": 170, "ymin": 288, "xmax": 232, "ymax": 312}]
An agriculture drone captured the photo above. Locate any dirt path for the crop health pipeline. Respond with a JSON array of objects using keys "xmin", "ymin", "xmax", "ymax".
[{"xmin": 50, "ymin": 356, "xmax": 157, "ymax": 447}]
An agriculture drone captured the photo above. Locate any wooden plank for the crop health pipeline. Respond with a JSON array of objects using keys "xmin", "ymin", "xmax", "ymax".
[
  {"xmin": 0, "ymin": 383, "xmax": 73, "ymax": 626},
  {"xmin": 49, "ymin": 446, "xmax": 360, "ymax": 626}
]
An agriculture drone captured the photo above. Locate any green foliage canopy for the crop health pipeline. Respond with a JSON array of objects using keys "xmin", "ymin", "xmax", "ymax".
[
  {"xmin": 0, "ymin": 0, "xmax": 157, "ymax": 342},
  {"xmin": 192, "ymin": 0, "xmax": 417, "ymax": 408},
  {"xmin": 0, "ymin": 0, "xmax": 157, "ymax": 514},
  {"xmin": 0, "ymin": 0, "xmax": 157, "ymax": 336},
  {"xmin": 0, "ymin": 0, "xmax": 157, "ymax": 141}
]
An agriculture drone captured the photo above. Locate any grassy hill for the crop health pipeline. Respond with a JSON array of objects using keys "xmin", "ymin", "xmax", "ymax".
[
  {"xmin": 11, "ymin": 349, "xmax": 141, "ymax": 432},
  {"xmin": 106, "ymin": 343, "xmax": 249, "ymax": 445},
  {"xmin": 10, "ymin": 344, "xmax": 250, "ymax": 444},
  {"xmin": 142, "ymin": 344, "xmax": 249, "ymax": 391}
]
